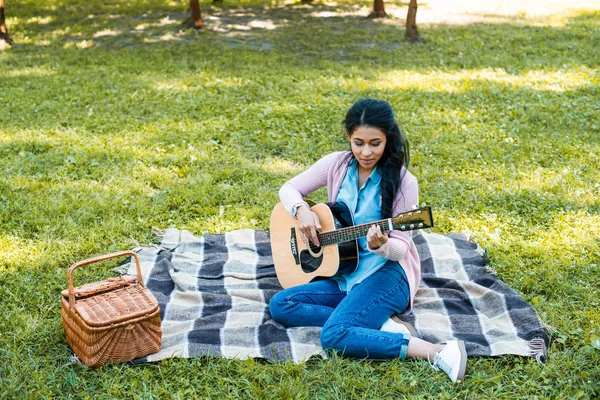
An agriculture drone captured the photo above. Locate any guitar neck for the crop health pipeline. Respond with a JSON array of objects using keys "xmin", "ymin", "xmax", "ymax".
[
  {"xmin": 315, "ymin": 206, "xmax": 432, "ymax": 246},
  {"xmin": 318, "ymin": 220, "xmax": 391, "ymax": 246}
]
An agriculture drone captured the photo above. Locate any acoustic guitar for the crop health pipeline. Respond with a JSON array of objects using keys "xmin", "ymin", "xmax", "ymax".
[{"xmin": 269, "ymin": 202, "xmax": 433, "ymax": 288}]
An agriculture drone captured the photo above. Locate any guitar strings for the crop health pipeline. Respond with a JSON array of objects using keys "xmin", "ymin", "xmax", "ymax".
[
  {"xmin": 308, "ymin": 220, "xmax": 389, "ymax": 251},
  {"xmin": 305, "ymin": 210, "xmax": 428, "ymax": 251}
]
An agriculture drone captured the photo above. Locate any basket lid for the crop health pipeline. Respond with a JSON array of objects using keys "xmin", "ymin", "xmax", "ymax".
[
  {"xmin": 61, "ymin": 275, "xmax": 139, "ymax": 299},
  {"xmin": 70, "ymin": 284, "xmax": 159, "ymax": 327}
]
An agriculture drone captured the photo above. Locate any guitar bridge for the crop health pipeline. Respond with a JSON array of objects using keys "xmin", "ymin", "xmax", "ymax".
[{"xmin": 290, "ymin": 227, "xmax": 300, "ymax": 265}]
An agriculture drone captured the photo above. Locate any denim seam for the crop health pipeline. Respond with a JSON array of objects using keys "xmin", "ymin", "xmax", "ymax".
[
  {"xmin": 329, "ymin": 329, "xmax": 410, "ymax": 360},
  {"xmin": 288, "ymin": 303, "xmax": 337, "ymax": 314},
  {"xmin": 285, "ymin": 291, "xmax": 344, "ymax": 301},
  {"xmin": 285, "ymin": 291, "xmax": 344, "ymax": 314}
]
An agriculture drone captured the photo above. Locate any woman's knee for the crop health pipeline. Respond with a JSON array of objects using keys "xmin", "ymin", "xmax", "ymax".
[
  {"xmin": 268, "ymin": 291, "xmax": 289, "ymax": 323},
  {"xmin": 320, "ymin": 323, "xmax": 347, "ymax": 352}
]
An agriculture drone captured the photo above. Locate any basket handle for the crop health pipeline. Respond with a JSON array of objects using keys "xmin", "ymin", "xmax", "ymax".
[{"xmin": 67, "ymin": 251, "xmax": 144, "ymax": 308}]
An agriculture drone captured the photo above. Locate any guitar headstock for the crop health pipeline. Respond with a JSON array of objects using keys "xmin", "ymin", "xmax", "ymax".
[{"xmin": 391, "ymin": 206, "xmax": 434, "ymax": 231}]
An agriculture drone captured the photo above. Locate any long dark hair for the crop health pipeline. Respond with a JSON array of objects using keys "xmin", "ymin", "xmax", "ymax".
[{"xmin": 343, "ymin": 98, "xmax": 410, "ymax": 219}]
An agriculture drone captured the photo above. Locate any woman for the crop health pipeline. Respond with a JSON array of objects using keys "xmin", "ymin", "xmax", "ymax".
[{"xmin": 269, "ymin": 99, "xmax": 467, "ymax": 382}]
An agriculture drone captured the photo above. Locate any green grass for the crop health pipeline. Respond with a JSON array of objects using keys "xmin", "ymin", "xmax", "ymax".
[{"xmin": 1, "ymin": 0, "xmax": 599, "ymax": 398}]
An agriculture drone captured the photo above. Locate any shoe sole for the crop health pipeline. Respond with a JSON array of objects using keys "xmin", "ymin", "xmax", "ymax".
[
  {"xmin": 390, "ymin": 315, "xmax": 419, "ymax": 337},
  {"xmin": 456, "ymin": 340, "xmax": 467, "ymax": 382}
]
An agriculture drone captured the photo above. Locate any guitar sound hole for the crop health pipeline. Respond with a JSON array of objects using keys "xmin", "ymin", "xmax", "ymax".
[{"xmin": 300, "ymin": 249, "xmax": 323, "ymax": 273}]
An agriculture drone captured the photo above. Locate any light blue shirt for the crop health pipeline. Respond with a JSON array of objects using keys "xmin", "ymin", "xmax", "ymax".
[{"xmin": 333, "ymin": 159, "xmax": 388, "ymax": 292}]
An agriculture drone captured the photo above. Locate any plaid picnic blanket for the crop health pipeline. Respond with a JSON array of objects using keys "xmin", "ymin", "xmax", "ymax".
[{"xmin": 123, "ymin": 228, "xmax": 548, "ymax": 363}]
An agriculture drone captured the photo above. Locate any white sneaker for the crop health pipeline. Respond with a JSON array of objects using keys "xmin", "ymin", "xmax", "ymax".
[
  {"xmin": 432, "ymin": 340, "xmax": 467, "ymax": 382},
  {"xmin": 380, "ymin": 316, "xmax": 418, "ymax": 337}
]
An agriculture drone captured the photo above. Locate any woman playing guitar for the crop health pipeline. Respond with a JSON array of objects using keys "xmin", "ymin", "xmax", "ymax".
[{"xmin": 269, "ymin": 99, "xmax": 467, "ymax": 382}]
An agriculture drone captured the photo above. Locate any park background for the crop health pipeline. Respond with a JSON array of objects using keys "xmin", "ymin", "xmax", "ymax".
[{"xmin": 0, "ymin": 0, "xmax": 599, "ymax": 398}]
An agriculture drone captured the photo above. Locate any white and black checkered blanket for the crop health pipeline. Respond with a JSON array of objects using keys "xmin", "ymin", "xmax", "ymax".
[{"xmin": 124, "ymin": 228, "xmax": 548, "ymax": 363}]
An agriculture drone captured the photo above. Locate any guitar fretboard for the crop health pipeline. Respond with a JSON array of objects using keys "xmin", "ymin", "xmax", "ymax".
[{"xmin": 317, "ymin": 220, "xmax": 390, "ymax": 246}]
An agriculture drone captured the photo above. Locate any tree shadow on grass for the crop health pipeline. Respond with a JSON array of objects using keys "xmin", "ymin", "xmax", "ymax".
[{"xmin": 4, "ymin": 3, "xmax": 599, "ymax": 69}]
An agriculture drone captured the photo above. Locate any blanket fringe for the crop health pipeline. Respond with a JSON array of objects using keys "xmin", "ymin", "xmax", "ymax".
[
  {"xmin": 529, "ymin": 306, "xmax": 555, "ymax": 335},
  {"xmin": 528, "ymin": 337, "xmax": 547, "ymax": 364},
  {"xmin": 486, "ymin": 266, "xmax": 498, "ymax": 275},
  {"xmin": 541, "ymin": 321, "xmax": 558, "ymax": 333},
  {"xmin": 152, "ymin": 226, "xmax": 166, "ymax": 239}
]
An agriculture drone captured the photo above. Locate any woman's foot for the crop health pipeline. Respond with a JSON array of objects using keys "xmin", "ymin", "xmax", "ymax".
[{"xmin": 431, "ymin": 340, "xmax": 467, "ymax": 382}]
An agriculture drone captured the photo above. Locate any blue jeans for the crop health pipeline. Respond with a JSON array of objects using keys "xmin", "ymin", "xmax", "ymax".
[{"xmin": 269, "ymin": 261, "xmax": 411, "ymax": 359}]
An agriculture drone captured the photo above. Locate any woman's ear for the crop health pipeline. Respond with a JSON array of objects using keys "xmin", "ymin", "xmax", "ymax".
[{"xmin": 345, "ymin": 129, "xmax": 352, "ymax": 140}]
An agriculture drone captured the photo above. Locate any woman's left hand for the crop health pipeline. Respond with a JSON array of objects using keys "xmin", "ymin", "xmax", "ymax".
[{"xmin": 367, "ymin": 225, "xmax": 388, "ymax": 250}]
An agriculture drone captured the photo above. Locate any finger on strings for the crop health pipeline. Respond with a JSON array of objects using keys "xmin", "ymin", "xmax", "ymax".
[
  {"xmin": 310, "ymin": 226, "xmax": 320, "ymax": 247},
  {"xmin": 299, "ymin": 231, "xmax": 309, "ymax": 247}
]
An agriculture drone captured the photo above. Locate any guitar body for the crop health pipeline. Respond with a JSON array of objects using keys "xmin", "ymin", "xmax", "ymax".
[
  {"xmin": 270, "ymin": 202, "xmax": 358, "ymax": 289},
  {"xmin": 270, "ymin": 202, "xmax": 433, "ymax": 289}
]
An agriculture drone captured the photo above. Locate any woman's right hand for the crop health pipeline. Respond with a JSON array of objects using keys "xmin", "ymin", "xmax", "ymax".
[{"xmin": 296, "ymin": 205, "xmax": 322, "ymax": 247}]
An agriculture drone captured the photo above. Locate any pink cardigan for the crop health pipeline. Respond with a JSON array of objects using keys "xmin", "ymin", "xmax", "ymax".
[{"xmin": 279, "ymin": 151, "xmax": 421, "ymax": 314}]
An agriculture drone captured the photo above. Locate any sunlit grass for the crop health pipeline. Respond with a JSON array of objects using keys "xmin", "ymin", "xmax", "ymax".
[
  {"xmin": 0, "ymin": 236, "xmax": 51, "ymax": 271},
  {"xmin": 260, "ymin": 157, "xmax": 303, "ymax": 174},
  {"xmin": 374, "ymin": 67, "xmax": 598, "ymax": 92}
]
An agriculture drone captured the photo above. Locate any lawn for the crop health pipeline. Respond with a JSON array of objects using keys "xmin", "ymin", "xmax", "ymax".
[{"xmin": 0, "ymin": 0, "xmax": 599, "ymax": 398}]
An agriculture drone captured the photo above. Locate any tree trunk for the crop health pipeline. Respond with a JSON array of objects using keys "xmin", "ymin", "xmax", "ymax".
[
  {"xmin": 405, "ymin": 0, "xmax": 421, "ymax": 43},
  {"xmin": 368, "ymin": 0, "xmax": 387, "ymax": 19},
  {"xmin": 0, "ymin": 0, "xmax": 13, "ymax": 48},
  {"xmin": 182, "ymin": 0, "xmax": 204, "ymax": 29}
]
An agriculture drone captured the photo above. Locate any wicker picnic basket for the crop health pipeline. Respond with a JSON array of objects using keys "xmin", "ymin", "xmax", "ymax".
[{"xmin": 61, "ymin": 251, "xmax": 162, "ymax": 367}]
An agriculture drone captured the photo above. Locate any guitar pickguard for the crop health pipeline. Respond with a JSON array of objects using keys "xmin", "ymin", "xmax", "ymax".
[{"xmin": 300, "ymin": 249, "xmax": 323, "ymax": 273}]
